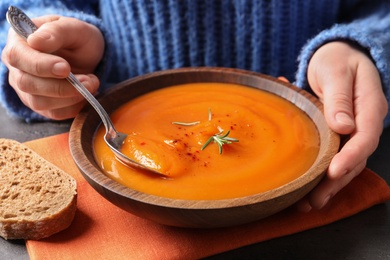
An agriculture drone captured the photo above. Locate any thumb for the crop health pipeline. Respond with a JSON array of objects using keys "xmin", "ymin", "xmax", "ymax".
[{"xmin": 310, "ymin": 66, "xmax": 356, "ymax": 135}]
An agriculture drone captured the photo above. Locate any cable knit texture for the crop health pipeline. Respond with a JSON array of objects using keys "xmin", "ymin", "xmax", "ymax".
[{"xmin": 0, "ymin": 0, "xmax": 389, "ymax": 125}]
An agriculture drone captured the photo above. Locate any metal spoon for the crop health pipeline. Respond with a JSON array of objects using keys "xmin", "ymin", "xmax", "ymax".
[{"xmin": 6, "ymin": 6, "xmax": 164, "ymax": 176}]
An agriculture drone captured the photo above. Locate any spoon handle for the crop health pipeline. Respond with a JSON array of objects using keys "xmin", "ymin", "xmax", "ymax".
[
  {"xmin": 6, "ymin": 6, "xmax": 117, "ymax": 135},
  {"xmin": 66, "ymin": 73, "xmax": 116, "ymax": 135}
]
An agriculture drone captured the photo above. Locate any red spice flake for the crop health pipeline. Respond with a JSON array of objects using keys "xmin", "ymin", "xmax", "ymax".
[
  {"xmin": 140, "ymin": 142, "xmax": 146, "ymax": 146},
  {"xmin": 185, "ymin": 152, "xmax": 199, "ymax": 161}
]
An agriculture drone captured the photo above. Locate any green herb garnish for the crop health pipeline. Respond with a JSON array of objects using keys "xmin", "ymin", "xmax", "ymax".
[
  {"xmin": 201, "ymin": 130, "xmax": 239, "ymax": 154},
  {"xmin": 172, "ymin": 109, "xmax": 239, "ymax": 154},
  {"xmin": 208, "ymin": 108, "xmax": 213, "ymax": 121},
  {"xmin": 172, "ymin": 121, "xmax": 200, "ymax": 126}
]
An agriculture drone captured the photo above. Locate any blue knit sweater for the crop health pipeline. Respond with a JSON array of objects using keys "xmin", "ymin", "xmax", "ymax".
[{"xmin": 0, "ymin": 0, "xmax": 390, "ymax": 125}]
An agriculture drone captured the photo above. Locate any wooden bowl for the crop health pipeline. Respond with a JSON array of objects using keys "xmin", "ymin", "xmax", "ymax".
[{"xmin": 69, "ymin": 67, "xmax": 340, "ymax": 228}]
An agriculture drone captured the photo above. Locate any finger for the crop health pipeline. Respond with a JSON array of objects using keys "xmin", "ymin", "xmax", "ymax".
[
  {"xmin": 314, "ymin": 63, "xmax": 356, "ymax": 134},
  {"xmin": 277, "ymin": 76, "xmax": 289, "ymax": 83},
  {"xmin": 28, "ymin": 17, "xmax": 104, "ymax": 72},
  {"xmin": 36, "ymin": 100, "xmax": 88, "ymax": 121},
  {"xmin": 11, "ymin": 74, "xmax": 99, "ymax": 111},
  {"xmin": 3, "ymin": 29, "xmax": 70, "ymax": 78},
  {"xmin": 307, "ymin": 160, "xmax": 366, "ymax": 209},
  {"xmin": 29, "ymin": 15, "xmax": 62, "ymax": 27},
  {"xmin": 328, "ymin": 63, "xmax": 386, "ymax": 179},
  {"xmin": 14, "ymin": 87, "xmax": 84, "ymax": 112},
  {"xmin": 329, "ymin": 130, "xmax": 378, "ymax": 179},
  {"xmin": 8, "ymin": 70, "xmax": 99, "ymax": 98},
  {"xmin": 296, "ymin": 198, "xmax": 312, "ymax": 212},
  {"xmin": 29, "ymin": 16, "xmax": 95, "ymax": 52}
]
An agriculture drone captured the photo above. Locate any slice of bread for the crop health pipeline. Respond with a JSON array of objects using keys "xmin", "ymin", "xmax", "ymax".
[{"xmin": 0, "ymin": 138, "xmax": 77, "ymax": 240}]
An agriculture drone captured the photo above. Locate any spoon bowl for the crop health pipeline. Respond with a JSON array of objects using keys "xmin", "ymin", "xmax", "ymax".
[{"xmin": 6, "ymin": 6, "xmax": 164, "ymax": 176}]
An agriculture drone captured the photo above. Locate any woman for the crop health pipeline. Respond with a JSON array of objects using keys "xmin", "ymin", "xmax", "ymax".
[{"xmin": 0, "ymin": 0, "xmax": 389, "ymax": 211}]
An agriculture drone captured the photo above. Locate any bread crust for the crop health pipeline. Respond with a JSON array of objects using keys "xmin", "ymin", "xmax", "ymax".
[{"xmin": 0, "ymin": 138, "xmax": 77, "ymax": 240}]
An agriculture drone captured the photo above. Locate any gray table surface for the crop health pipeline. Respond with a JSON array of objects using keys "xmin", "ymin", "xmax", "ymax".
[{"xmin": 1, "ymin": 104, "xmax": 389, "ymax": 260}]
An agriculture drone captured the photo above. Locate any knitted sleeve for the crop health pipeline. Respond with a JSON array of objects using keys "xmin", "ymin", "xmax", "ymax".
[
  {"xmin": 0, "ymin": 0, "xmax": 112, "ymax": 122},
  {"xmin": 295, "ymin": 1, "xmax": 390, "ymax": 127}
]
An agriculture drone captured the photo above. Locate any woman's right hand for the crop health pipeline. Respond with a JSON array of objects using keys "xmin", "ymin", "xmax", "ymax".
[{"xmin": 1, "ymin": 15, "xmax": 105, "ymax": 120}]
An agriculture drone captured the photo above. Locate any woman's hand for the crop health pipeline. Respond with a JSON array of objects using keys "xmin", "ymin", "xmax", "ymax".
[
  {"xmin": 1, "ymin": 15, "xmax": 105, "ymax": 120},
  {"xmin": 298, "ymin": 41, "xmax": 388, "ymax": 211}
]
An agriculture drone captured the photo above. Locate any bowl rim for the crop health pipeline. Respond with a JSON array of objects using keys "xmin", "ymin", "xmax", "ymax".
[{"xmin": 69, "ymin": 67, "xmax": 340, "ymax": 209}]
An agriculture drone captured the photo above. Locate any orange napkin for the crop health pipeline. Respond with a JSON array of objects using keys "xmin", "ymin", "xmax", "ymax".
[{"xmin": 24, "ymin": 133, "xmax": 390, "ymax": 260}]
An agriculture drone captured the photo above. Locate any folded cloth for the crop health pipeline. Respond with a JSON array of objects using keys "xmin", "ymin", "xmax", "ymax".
[{"xmin": 25, "ymin": 133, "xmax": 390, "ymax": 260}]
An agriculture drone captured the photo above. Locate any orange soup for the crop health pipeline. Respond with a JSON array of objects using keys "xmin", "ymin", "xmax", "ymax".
[{"xmin": 93, "ymin": 83, "xmax": 320, "ymax": 200}]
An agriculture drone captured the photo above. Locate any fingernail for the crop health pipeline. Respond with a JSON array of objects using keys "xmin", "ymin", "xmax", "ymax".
[
  {"xmin": 319, "ymin": 194, "xmax": 332, "ymax": 209},
  {"xmin": 299, "ymin": 202, "xmax": 312, "ymax": 213},
  {"xmin": 31, "ymin": 31, "xmax": 52, "ymax": 40},
  {"xmin": 52, "ymin": 62, "xmax": 68, "ymax": 76},
  {"xmin": 335, "ymin": 112, "xmax": 355, "ymax": 127}
]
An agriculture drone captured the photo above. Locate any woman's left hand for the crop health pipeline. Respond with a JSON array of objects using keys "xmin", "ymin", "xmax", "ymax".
[{"xmin": 298, "ymin": 41, "xmax": 388, "ymax": 211}]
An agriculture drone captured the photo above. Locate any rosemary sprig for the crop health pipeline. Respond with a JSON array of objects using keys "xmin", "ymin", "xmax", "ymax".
[
  {"xmin": 172, "ymin": 109, "xmax": 239, "ymax": 154},
  {"xmin": 201, "ymin": 130, "xmax": 239, "ymax": 154}
]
